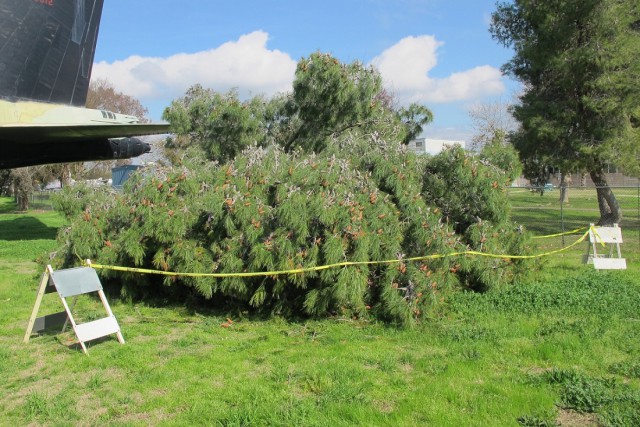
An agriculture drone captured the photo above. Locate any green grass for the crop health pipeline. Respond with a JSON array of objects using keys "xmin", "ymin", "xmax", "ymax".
[
  {"xmin": 1, "ymin": 196, "xmax": 639, "ymax": 425},
  {"xmin": 508, "ymin": 188, "xmax": 640, "ymax": 229},
  {"xmin": 508, "ymin": 188, "xmax": 640, "ymax": 275}
]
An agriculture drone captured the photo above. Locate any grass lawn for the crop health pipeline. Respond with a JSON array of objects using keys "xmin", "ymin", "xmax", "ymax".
[
  {"xmin": 507, "ymin": 187, "xmax": 640, "ymax": 225},
  {"xmin": 508, "ymin": 188, "xmax": 640, "ymax": 256},
  {"xmin": 1, "ymin": 197, "xmax": 639, "ymax": 426}
]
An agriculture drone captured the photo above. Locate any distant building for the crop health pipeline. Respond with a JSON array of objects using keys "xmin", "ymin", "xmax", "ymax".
[
  {"xmin": 43, "ymin": 180, "xmax": 63, "ymax": 191},
  {"xmin": 111, "ymin": 165, "xmax": 143, "ymax": 189},
  {"xmin": 408, "ymin": 138, "xmax": 466, "ymax": 155}
]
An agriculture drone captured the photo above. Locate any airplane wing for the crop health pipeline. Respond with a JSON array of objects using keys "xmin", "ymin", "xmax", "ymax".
[
  {"xmin": 0, "ymin": 123, "xmax": 170, "ymax": 143},
  {"xmin": 0, "ymin": 123, "xmax": 171, "ymax": 169}
]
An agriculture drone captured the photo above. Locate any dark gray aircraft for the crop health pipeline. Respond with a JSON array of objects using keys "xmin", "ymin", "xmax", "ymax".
[{"xmin": 0, "ymin": 0, "xmax": 169, "ymax": 169}]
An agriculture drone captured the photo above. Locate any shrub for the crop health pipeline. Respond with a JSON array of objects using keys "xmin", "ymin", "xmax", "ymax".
[
  {"xmin": 541, "ymin": 368, "xmax": 640, "ymax": 425},
  {"xmin": 51, "ymin": 135, "xmax": 529, "ymax": 324}
]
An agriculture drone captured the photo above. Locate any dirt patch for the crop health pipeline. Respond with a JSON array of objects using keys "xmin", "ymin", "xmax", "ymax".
[
  {"xmin": 522, "ymin": 366, "xmax": 554, "ymax": 376},
  {"xmin": 75, "ymin": 394, "xmax": 108, "ymax": 421},
  {"xmin": 557, "ymin": 409, "xmax": 601, "ymax": 427},
  {"xmin": 373, "ymin": 399, "xmax": 395, "ymax": 414},
  {"xmin": 112, "ymin": 408, "xmax": 172, "ymax": 424},
  {"xmin": 4, "ymin": 375, "xmax": 67, "ymax": 414},
  {"xmin": 400, "ymin": 362, "xmax": 413, "ymax": 373}
]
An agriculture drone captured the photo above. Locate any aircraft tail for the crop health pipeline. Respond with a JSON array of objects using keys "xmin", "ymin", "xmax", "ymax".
[{"xmin": 0, "ymin": 0, "xmax": 105, "ymax": 106}]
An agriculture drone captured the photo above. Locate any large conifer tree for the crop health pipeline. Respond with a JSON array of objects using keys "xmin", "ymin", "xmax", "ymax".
[
  {"xmin": 51, "ymin": 53, "xmax": 531, "ymax": 324},
  {"xmin": 491, "ymin": 0, "xmax": 640, "ymax": 224}
]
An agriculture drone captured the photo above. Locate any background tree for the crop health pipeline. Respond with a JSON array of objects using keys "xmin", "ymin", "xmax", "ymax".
[
  {"xmin": 397, "ymin": 104, "xmax": 434, "ymax": 144},
  {"xmin": 163, "ymin": 86, "xmax": 285, "ymax": 163},
  {"xmin": 284, "ymin": 52, "xmax": 432, "ymax": 152},
  {"xmin": 491, "ymin": 0, "xmax": 640, "ymax": 224},
  {"xmin": 469, "ymin": 98, "xmax": 517, "ymax": 152},
  {"xmin": 86, "ymin": 78, "xmax": 149, "ymax": 122},
  {"xmin": 0, "ymin": 170, "xmax": 12, "ymax": 195},
  {"xmin": 477, "ymin": 130, "xmax": 522, "ymax": 185},
  {"xmin": 163, "ymin": 53, "xmax": 434, "ymax": 161},
  {"xmin": 468, "ymin": 98, "xmax": 522, "ymax": 184},
  {"xmin": 3, "ymin": 163, "xmax": 67, "ymax": 211},
  {"xmin": 284, "ymin": 53, "xmax": 390, "ymax": 152},
  {"xmin": 9, "ymin": 166, "xmax": 55, "ymax": 210}
]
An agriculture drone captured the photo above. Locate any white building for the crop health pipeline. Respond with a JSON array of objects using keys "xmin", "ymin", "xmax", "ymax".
[{"xmin": 408, "ymin": 138, "xmax": 466, "ymax": 155}]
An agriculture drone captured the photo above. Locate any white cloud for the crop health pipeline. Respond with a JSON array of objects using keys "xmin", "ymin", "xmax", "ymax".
[
  {"xmin": 92, "ymin": 31, "xmax": 297, "ymax": 102},
  {"xmin": 92, "ymin": 31, "xmax": 505, "ymax": 120},
  {"xmin": 370, "ymin": 35, "xmax": 505, "ymax": 104}
]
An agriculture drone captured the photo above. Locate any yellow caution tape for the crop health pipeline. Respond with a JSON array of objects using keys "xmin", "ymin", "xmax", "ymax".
[
  {"xmin": 86, "ymin": 228, "xmax": 591, "ymax": 279},
  {"xmin": 588, "ymin": 225, "xmax": 607, "ymax": 247},
  {"xmin": 531, "ymin": 227, "xmax": 587, "ymax": 239}
]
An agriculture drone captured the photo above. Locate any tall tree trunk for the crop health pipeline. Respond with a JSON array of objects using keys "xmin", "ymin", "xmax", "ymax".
[
  {"xmin": 12, "ymin": 168, "xmax": 33, "ymax": 211},
  {"xmin": 559, "ymin": 172, "xmax": 570, "ymax": 204},
  {"xmin": 589, "ymin": 167, "xmax": 622, "ymax": 225},
  {"xmin": 16, "ymin": 192, "xmax": 29, "ymax": 211},
  {"xmin": 14, "ymin": 179, "xmax": 29, "ymax": 210},
  {"xmin": 59, "ymin": 164, "xmax": 72, "ymax": 187}
]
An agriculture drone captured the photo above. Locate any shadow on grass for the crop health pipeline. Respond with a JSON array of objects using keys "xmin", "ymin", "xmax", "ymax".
[
  {"xmin": 0, "ymin": 199, "xmax": 17, "ymax": 213},
  {"xmin": 99, "ymin": 277, "xmax": 359, "ymax": 327},
  {"xmin": 61, "ymin": 335, "xmax": 117, "ymax": 354},
  {"xmin": 0, "ymin": 216, "xmax": 59, "ymax": 240}
]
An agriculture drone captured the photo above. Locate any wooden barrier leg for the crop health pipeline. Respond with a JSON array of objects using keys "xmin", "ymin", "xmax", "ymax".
[
  {"xmin": 23, "ymin": 268, "xmax": 51, "ymax": 343},
  {"xmin": 98, "ymin": 290, "xmax": 125, "ymax": 344}
]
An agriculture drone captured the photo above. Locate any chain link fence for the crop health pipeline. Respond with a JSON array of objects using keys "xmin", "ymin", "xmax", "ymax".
[
  {"xmin": 507, "ymin": 185, "xmax": 640, "ymax": 256},
  {"xmin": 28, "ymin": 190, "xmax": 57, "ymax": 211}
]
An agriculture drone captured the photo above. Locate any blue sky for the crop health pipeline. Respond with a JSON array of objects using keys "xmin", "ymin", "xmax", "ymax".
[{"xmin": 93, "ymin": 0, "xmax": 518, "ymax": 141}]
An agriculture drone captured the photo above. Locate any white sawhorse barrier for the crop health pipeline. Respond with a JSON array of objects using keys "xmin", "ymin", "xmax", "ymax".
[
  {"xmin": 24, "ymin": 264, "xmax": 124, "ymax": 354},
  {"xmin": 584, "ymin": 223, "xmax": 627, "ymax": 270}
]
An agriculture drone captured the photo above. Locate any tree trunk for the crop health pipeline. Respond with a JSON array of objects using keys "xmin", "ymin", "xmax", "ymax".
[
  {"xmin": 16, "ymin": 193, "xmax": 29, "ymax": 211},
  {"xmin": 559, "ymin": 172, "xmax": 569, "ymax": 204},
  {"xmin": 580, "ymin": 172, "xmax": 587, "ymax": 187},
  {"xmin": 11, "ymin": 167, "xmax": 35, "ymax": 211},
  {"xmin": 14, "ymin": 179, "xmax": 29, "ymax": 210},
  {"xmin": 59, "ymin": 164, "xmax": 72, "ymax": 187},
  {"xmin": 589, "ymin": 167, "xmax": 622, "ymax": 225}
]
